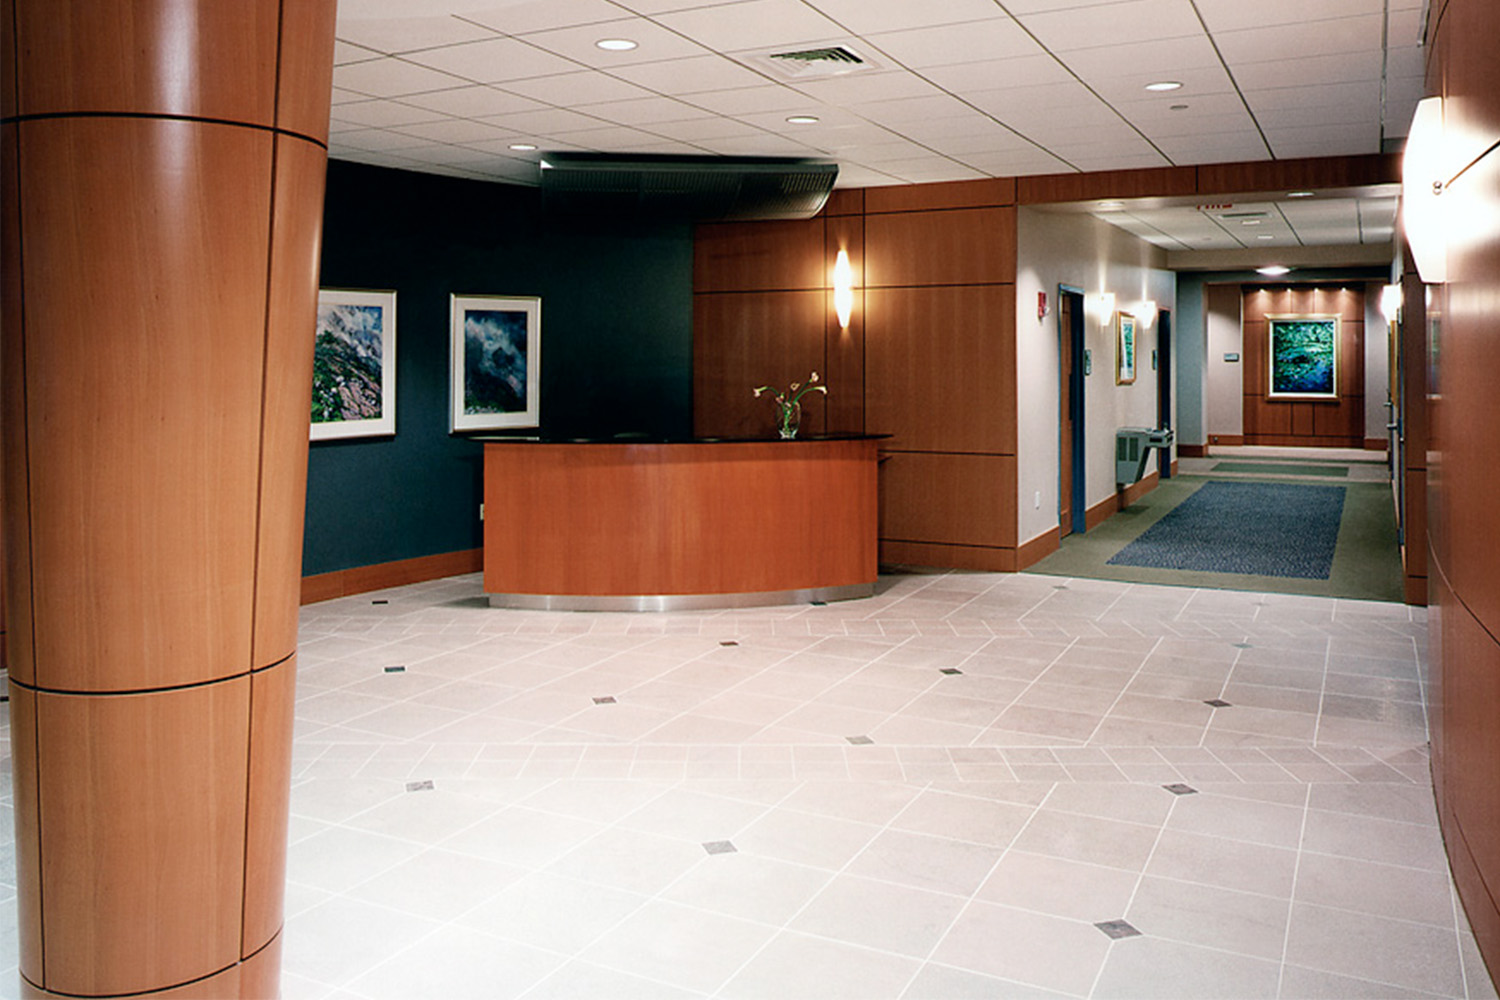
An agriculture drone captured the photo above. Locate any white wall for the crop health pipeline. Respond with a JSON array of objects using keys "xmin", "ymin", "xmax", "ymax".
[
  {"xmin": 1205, "ymin": 284, "xmax": 1244, "ymax": 440},
  {"xmin": 1016, "ymin": 208, "xmax": 1176, "ymax": 548},
  {"xmin": 1364, "ymin": 281, "xmax": 1391, "ymax": 445}
]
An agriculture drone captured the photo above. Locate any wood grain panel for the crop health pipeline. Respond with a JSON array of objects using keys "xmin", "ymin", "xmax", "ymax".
[
  {"xmin": 12, "ymin": 0, "xmax": 279, "ymax": 124},
  {"xmin": 864, "ymin": 177, "xmax": 1015, "ymax": 213},
  {"xmin": 1, "ymin": 0, "xmax": 15, "ymax": 119},
  {"xmin": 878, "ymin": 451, "xmax": 1017, "ymax": 549},
  {"xmin": 1016, "ymin": 167, "xmax": 1197, "ymax": 205},
  {"xmin": 10, "ymin": 683, "xmax": 42, "ymax": 980},
  {"xmin": 1443, "ymin": 597, "xmax": 1500, "ymax": 942},
  {"xmin": 19, "ymin": 118, "xmax": 269, "ymax": 692},
  {"xmin": 879, "ymin": 539, "xmax": 1015, "ymax": 572},
  {"xmin": 865, "ymin": 285, "xmax": 1016, "ymax": 454},
  {"xmin": 1, "ymin": 122, "xmax": 33, "ymax": 685},
  {"xmin": 694, "ymin": 218, "xmax": 825, "ymax": 292},
  {"xmin": 274, "ymin": 0, "xmax": 338, "ymax": 143},
  {"xmin": 825, "ymin": 215, "xmax": 865, "ymax": 434},
  {"xmin": 823, "ymin": 188, "xmax": 864, "ymax": 217},
  {"xmin": 864, "ymin": 206, "xmax": 1016, "ymax": 287},
  {"xmin": 242, "ymin": 658, "xmax": 296, "ymax": 958},
  {"xmin": 1196, "ymin": 153, "xmax": 1400, "ymax": 195},
  {"xmin": 303, "ymin": 548, "xmax": 485, "ymax": 605},
  {"xmin": 483, "ymin": 440, "xmax": 878, "ymax": 597},
  {"xmin": 1241, "ymin": 285, "xmax": 1365, "ymax": 447},
  {"xmin": 253, "ymin": 136, "xmax": 326, "ymax": 668},
  {"xmin": 35, "ymin": 680, "xmax": 250, "ymax": 996},
  {"xmin": 693, "ymin": 290, "xmax": 827, "ymax": 438}
]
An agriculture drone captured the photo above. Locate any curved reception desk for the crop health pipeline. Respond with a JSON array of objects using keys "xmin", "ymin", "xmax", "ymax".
[{"xmin": 482, "ymin": 437, "xmax": 880, "ymax": 611}]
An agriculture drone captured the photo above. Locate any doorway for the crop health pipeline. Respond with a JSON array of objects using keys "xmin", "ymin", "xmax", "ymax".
[
  {"xmin": 1157, "ymin": 308, "xmax": 1172, "ymax": 479},
  {"xmin": 1059, "ymin": 286, "xmax": 1086, "ymax": 537}
]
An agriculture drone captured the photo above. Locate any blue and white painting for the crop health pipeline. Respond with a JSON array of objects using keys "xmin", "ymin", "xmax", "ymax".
[
  {"xmin": 450, "ymin": 295, "xmax": 540, "ymax": 431},
  {"xmin": 312, "ymin": 289, "xmax": 396, "ymax": 440},
  {"xmin": 1269, "ymin": 315, "xmax": 1339, "ymax": 399}
]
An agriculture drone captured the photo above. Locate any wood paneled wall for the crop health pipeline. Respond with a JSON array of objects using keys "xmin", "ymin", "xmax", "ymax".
[
  {"xmin": 1240, "ymin": 285, "xmax": 1366, "ymax": 447},
  {"xmin": 1426, "ymin": 0, "xmax": 1500, "ymax": 983},
  {"xmin": 693, "ymin": 179, "xmax": 1021, "ymax": 570},
  {"xmin": 0, "ymin": 1, "xmax": 335, "ymax": 996}
]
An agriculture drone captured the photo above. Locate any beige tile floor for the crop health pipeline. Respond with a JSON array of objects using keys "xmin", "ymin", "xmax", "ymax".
[{"xmin": 2, "ymin": 569, "xmax": 1495, "ymax": 998}]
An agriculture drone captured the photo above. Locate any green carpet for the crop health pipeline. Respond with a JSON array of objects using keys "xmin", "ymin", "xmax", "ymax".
[
  {"xmin": 1028, "ymin": 470, "xmax": 1403, "ymax": 601},
  {"xmin": 1210, "ymin": 461, "xmax": 1349, "ymax": 477}
]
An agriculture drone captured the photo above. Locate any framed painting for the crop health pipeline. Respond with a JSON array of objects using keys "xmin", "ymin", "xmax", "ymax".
[
  {"xmin": 1116, "ymin": 311, "xmax": 1137, "ymax": 385},
  {"xmin": 311, "ymin": 289, "xmax": 396, "ymax": 440},
  {"xmin": 1268, "ymin": 314, "xmax": 1339, "ymax": 399},
  {"xmin": 450, "ymin": 294, "xmax": 541, "ymax": 431}
]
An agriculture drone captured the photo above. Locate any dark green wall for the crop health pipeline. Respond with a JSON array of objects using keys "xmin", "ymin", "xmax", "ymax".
[{"xmin": 304, "ymin": 161, "xmax": 694, "ymax": 576}]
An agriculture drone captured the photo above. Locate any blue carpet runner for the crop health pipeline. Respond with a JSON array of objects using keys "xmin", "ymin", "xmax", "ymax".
[{"xmin": 1106, "ymin": 481, "xmax": 1347, "ymax": 579}]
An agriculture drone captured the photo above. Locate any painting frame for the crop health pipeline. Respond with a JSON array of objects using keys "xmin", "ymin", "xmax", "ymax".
[
  {"xmin": 311, "ymin": 288, "xmax": 397, "ymax": 441},
  {"xmin": 1267, "ymin": 313, "xmax": 1340, "ymax": 400},
  {"xmin": 1115, "ymin": 311, "xmax": 1137, "ymax": 385},
  {"xmin": 450, "ymin": 293, "xmax": 541, "ymax": 432}
]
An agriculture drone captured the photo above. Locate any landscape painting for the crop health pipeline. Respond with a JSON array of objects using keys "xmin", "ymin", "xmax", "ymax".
[
  {"xmin": 450, "ymin": 294, "xmax": 540, "ymax": 431},
  {"xmin": 1116, "ymin": 311, "xmax": 1137, "ymax": 385},
  {"xmin": 312, "ymin": 289, "xmax": 396, "ymax": 440},
  {"xmin": 1269, "ymin": 315, "xmax": 1339, "ymax": 399}
]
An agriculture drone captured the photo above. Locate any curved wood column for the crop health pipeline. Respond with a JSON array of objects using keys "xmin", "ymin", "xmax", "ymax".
[{"xmin": 1, "ymin": 1, "xmax": 335, "ymax": 995}]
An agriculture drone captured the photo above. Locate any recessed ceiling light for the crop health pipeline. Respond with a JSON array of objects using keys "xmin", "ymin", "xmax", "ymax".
[
  {"xmin": 509, "ymin": 143, "xmax": 537, "ymax": 151},
  {"xmin": 1257, "ymin": 265, "xmax": 1291, "ymax": 275},
  {"xmin": 1145, "ymin": 81, "xmax": 1183, "ymax": 92},
  {"xmin": 1287, "ymin": 190, "xmax": 1315, "ymax": 198},
  {"xmin": 786, "ymin": 115, "xmax": 820, "ymax": 125},
  {"xmin": 1257, "ymin": 235, "xmax": 1274, "ymax": 240},
  {"xmin": 596, "ymin": 38, "xmax": 637, "ymax": 51}
]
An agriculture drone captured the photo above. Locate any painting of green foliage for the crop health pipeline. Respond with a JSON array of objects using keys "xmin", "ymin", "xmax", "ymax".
[{"xmin": 1268, "ymin": 315, "xmax": 1338, "ymax": 399}]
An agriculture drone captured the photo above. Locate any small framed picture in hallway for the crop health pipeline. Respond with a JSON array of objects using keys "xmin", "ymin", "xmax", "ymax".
[
  {"xmin": 1268, "ymin": 314, "xmax": 1339, "ymax": 399},
  {"xmin": 450, "ymin": 294, "xmax": 541, "ymax": 431},
  {"xmin": 1116, "ymin": 311, "xmax": 1137, "ymax": 384}
]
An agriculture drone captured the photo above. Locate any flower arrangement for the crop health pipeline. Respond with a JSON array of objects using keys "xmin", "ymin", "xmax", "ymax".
[{"xmin": 753, "ymin": 371, "xmax": 827, "ymax": 439}]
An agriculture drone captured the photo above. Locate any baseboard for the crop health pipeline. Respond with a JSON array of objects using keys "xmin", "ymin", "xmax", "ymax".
[
  {"xmin": 1242, "ymin": 435, "xmax": 1364, "ymax": 447},
  {"xmin": 1364, "ymin": 438, "xmax": 1390, "ymax": 451},
  {"xmin": 301, "ymin": 548, "xmax": 484, "ymax": 605},
  {"xmin": 1017, "ymin": 527, "xmax": 1060, "ymax": 570},
  {"xmin": 1085, "ymin": 471, "xmax": 1161, "ymax": 531},
  {"xmin": 1404, "ymin": 574, "xmax": 1429, "ymax": 607},
  {"xmin": 1170, "ymin": 459, "xmax": 1180, "ymax": 477},
  {"xmin": 1207, "ymin": 434, "xmax": 1244, "ymax": 447},
  {"xmin": 1177, "ymin": 443, "xmax": 1207, "ymax": 458},
  {"xmin": 879, "ymin": 539, "xmax": 1017, "ymax": 572}
]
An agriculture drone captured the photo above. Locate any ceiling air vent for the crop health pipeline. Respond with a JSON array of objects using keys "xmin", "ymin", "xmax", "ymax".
[
  {"xmin": 746, "ymin": 43, "xmax": 877, "ymax": 79},
  {"xmin": 539, "ymin": 154, "xmax": 838, "ymax": 221}
]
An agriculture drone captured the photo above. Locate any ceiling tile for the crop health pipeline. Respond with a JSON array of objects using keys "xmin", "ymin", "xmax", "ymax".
[
  {"xmin": 656, "ymin": 0, "xmax": 850, "ymax": 53},
  {"xmin": 1017, "ymin": 0, "xmax": 1205, "ymax": 52},
  {"xmin": 334, "ymin": 41, "xmax": 383, "ymax": 66},
  {"xmin": 1065, "ymin": 37, "xmax": 1230, "ymax": 95},
  {"xmin": 480, "ymin": 107, "xmax": 612, "ymax": 133},
  {"xmin": 848, "ymin": 93, "xmax": 978, "ymax": 126},
  {"xmin": 1193, "ymin": 0, "xmax": 1383, "ymax": 32},
  {"xmin": 866, "ymin": 17, "xmax": 1041, "ymax": 69},
  {"xmin": 791, "ymin": 71, "xmax": 944, "ymax": 108},
  {"xmin": 401, "ymin": 37, "xmax": 581, "ymax": 83},
  {"xmin": 333, "ymin": 58, "xmax": 471, "ymax": 97},
  {"xmin": 393, "ymin": 118, "xmax": 514, "ymax": 143},
  {"xmin": 644, "ymin": 117, "xmax": 769, "ymax": 142},
  {"xmin": 607, "ymin": 54, "xmax": 772, "ymax": 94},
  {"xmin": 1228, "ymin": 50, "xmax": 1383, "ymax": 90},
  {"xmin": 399, "ymin": 85, "xmax": 548, "ymax": 117},
  {"xmin": 521, "ymin": 17, "xmax": 714, "ymax": 67},
  {"xmin": 1214, "ymin": 16, "xmax": 1384, "ymax": 65},
  {"xmin": 696, "ymin": 133, "xmax": 828, "ymax": 156},
  {"xmin": 463, "ymin": 0, "xmax": 634, "ymax": 34},
  {"xmin": 1244, "ymin": 80, "xmax": 1380, "ymax": 111},
  {"xmin": 330, "ymin": 128, "xmax": 433, "ymax": 153},
  {"xmin": 578, "ymin": 95, "xmax": 728, "ymax": 125},
  {"xmin": 684, "ymin": 85, "xmax": 812, "ymax": 116},
  {"xmin": 922, "ymin": 55, "xmax": 1075, "ymax": 93},
  {"xmin": 331, "ymin": 99, "xmax": 450, "ymax": 128},
  {"xmin": 803, "ymin": 0, "xmax": 1014, "ymax": 34},
  {"xmin": 335, "ymin": 15, "xmax": 500, "ymax": 54},
  {"xmin": 500, "ymin": 71, "xmax": 652, "ymax": 106}
]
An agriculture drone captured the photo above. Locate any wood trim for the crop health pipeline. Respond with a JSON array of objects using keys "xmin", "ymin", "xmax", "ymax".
[
  {"xmin": 1122, "ymin": 471, "xmax": 1160, "ymax": 508},
  {"xmin": 1017, "ymin": 166, "xmax": 1197, "ymax": 205},
  {"xmin": 864, "ymin": 177, "xmax": 1015, "ymax": 213},
  {"xmin": 879, "ymin": 539, "xmax": 1017, "ymax": 572},
  {"xmin": 1018, "ymin": 527, "xmax": 1061, "ymax": 570},
  {"xmin": 1170, "ymin": 459, "xmax": 1180, "ymax": 477},
  {"xmin": 1207, "ymin": 434, "xmax": 1245, "ymax": 447},
  {"xmin": 1177, "ymin": 444, "xmax": 1207, "ymax": 458},
  {"xmin": 1403, "ymin": 571, "xmax": 1429, "ymax": 607},
  {"xmin": 1084, "ymin": 471, "xmax": 1160, "ymax": 530},
  {"xmin": 301, "ymin": 548, "xmax": 483, "ymax": 605},
  {"xmin": 1363, "ymin": 438, "xmax": 1389, "ymax": 451}
]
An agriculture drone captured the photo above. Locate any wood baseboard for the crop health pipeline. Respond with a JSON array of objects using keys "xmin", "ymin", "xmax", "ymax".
[
  {"xmin": 879, "ymin": 539, "xmax": 1016, "ymax": 572},
  {"xmin": 1403, "ymin": 574, "xmax": 1429, "ymax": 607},
  {"xmin": 1364, "ymin": 438, "xmax": 1390, "ymax": 451},
  {"xmin": 301, "ymin": 548, "xmax": 484, "ymax": 605},
  {"xmin": 1207, "ymin": 434, "xmax": 1244, "ymax": 447},
  {"xmin": 1085, "ymin": 471, "xmax": 1160, "ymax": 531},
  {"xmin": 1170, "ymin": 459, "xmax": 1180, "ymax": 477},
  {"xmin": 1018, "ymin": 528, "xmax": 1060, "ymax": 570},
  {"xmin": 1177, "ymin": 444, "xmax": 1207, "ymax": 458}
]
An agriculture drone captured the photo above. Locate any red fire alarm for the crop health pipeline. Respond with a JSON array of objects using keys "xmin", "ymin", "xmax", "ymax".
[{"xmin": 1038, "ymin": 290, "xmax": 1049, "ymax": 320}]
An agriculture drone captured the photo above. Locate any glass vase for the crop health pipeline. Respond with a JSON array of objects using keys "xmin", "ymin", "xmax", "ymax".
[{"xmin": 777, "ymin": 401, "xmax": 801, "ymax": 439}]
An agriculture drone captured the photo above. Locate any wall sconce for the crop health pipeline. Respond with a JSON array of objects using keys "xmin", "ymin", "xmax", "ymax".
[
  {"xmin": 1380, "ymin": 283, "xmax": 1404, "ymax": 322},
  {"xmin": 833, "ymin": 249, "xmax": 853, "ymax": 328},
  {"xmin": 1403, "ymin": 97, "xmax": 1448, "ymax": 284},
  {"xmin": 1094, "ymin": 291, "xmax": 1116, "ymax": 326},
  {"xmin": 1135, "ymin": 300, "xmax": 1158, "ymax": 328}
]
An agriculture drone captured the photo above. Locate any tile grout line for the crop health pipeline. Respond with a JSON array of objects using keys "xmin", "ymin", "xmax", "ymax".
[{"xmin": 1273, "ymin": 783, "xmax": 1315, "ymax": 999}]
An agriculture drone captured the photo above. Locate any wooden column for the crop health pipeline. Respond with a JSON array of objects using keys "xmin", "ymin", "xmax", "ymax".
[{"xmin": 0, "ymin": 2, "xmax": 335, "ymax": 996}]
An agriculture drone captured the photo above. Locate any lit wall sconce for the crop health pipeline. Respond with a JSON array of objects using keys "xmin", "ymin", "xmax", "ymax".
[
  {"xmin": 1403, "ymin": 96, "xmax": 1448, "ymax": 284},
  {"xmin": 1135, "ymin": 300, "xmax": 1158, "ymax": 328},
  {"xmin": 1380, "ymin": 283, "xmax": 1404, "ymax": 322},
  {"xmin": 1094, "ymin": 291, "xmax": 1116, "ymax": 326},
  {"xmin": 833, "ymin": 249, "xmax": 853, "ymax": 328}
]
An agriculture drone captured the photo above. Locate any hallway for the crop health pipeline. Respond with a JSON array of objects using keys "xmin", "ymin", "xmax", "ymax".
[{"xmin": 184, "ymin": 571, "xmax": 1486, "ymax": 997}]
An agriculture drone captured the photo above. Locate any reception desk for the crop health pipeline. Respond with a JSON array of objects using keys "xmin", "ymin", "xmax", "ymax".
[{"xmin": 482, "ymin": 436, "xmax": 880, "ymax": 610}]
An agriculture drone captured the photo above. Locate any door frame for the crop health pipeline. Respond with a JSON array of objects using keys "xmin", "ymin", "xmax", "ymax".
[
  {"xmin": 1059, "ymin": 284, "xmax": 1087, "ymax": 536},
  {"xmin": 1157, "ymin": 307, "xmax": 1172, "ymax": 479}
]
